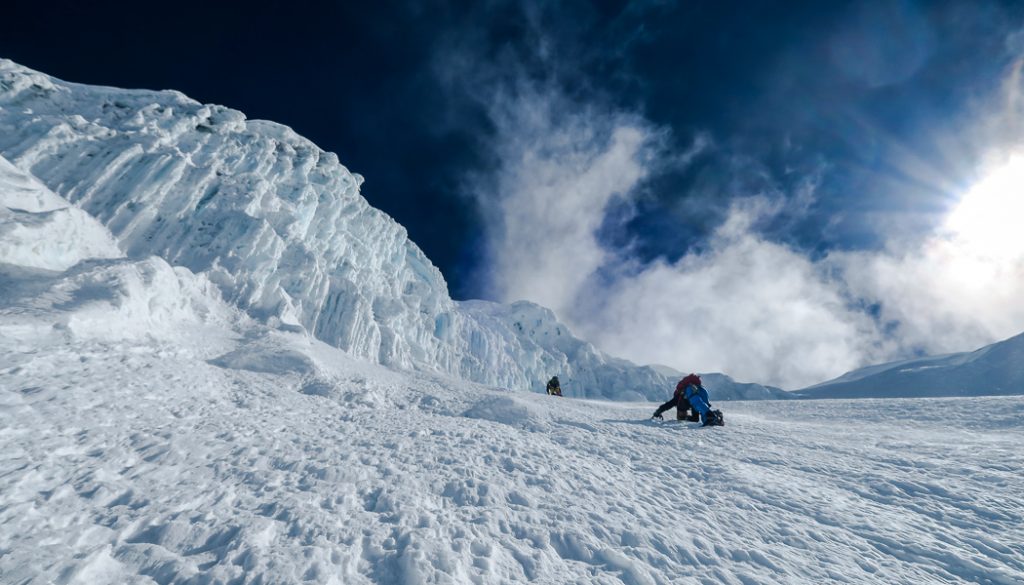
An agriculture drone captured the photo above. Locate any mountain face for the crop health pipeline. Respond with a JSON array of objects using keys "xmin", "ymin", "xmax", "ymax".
[
  {"xmin": 0, "ymin": 60, "xmax": 684, "ymax": 400},
  {"xmin": 795, "ymin": 332, "xmax": 1024, "ymax": 399}
]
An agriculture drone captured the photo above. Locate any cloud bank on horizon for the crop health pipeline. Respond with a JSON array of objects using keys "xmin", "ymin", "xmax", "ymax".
[{"xmin": 446, "ymin": 1, "xmax": 1024, "ymax": 389}]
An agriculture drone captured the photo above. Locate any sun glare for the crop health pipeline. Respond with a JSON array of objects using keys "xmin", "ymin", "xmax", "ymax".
[{"xmin": 945, "ymin": 155, "xmax": 1024, "ymax": 262}]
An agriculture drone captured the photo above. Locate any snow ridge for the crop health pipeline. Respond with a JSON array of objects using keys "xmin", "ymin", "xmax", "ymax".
[
  {"xmin": 797, "ymin": 330, "xmax": 1024, "ymax": 398},
  {"xmin": 0, "ymin": 152, "xmax": 244, "ymax": 351},
  {"xmin": 0, "ymin": 59, "xmax": 681, "ymax": 399}
]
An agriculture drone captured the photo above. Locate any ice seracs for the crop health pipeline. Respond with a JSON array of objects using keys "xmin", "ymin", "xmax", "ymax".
[
  {"xmin": 0, "ymin": 58, "xmax": 745, "ymax": 400},
  {"xmin": 0, "ymin": 152, "xmax": 244, "ymax": 351},
  {"xmin": 0, "ymin": 155, "xmax": 121, "ymax": 271}
]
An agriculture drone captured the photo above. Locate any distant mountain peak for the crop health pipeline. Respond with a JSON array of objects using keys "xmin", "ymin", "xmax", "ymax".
[{"xmin": 795, "ymin": 330, "xmax": 1024, "ymax": 399}]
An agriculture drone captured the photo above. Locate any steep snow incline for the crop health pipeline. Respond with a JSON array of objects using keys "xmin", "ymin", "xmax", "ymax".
[
  {"xmin": 0, "ymin": 59, "xmax": 683, "ymax": 401},
  {"xmin": 797, "ymin": 331, "xmax": 1024, "ymax": 399},
  {"xmin": 2, "ymin": 322, "xmax": 1022, "ymax": 584}
]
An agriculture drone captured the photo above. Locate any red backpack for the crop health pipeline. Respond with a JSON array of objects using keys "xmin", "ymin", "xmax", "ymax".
[{"xmin": 675, "ymin": 373, "xmax": 701, "ymax": 396}]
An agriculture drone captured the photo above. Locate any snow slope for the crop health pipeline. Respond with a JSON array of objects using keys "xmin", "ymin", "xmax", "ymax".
[
  {"xmin": 2, "ymin": 308, "xmax": 1022, "ymax": 583},
  {"xmin": 0, "ymin": 59, "xmax": 691, "ymax": 401},
  {"xmin": 2, "ymin": 183, "xmax": 1022, "ymax": 583},
  {"xmin": 797, "ymin": 331, "xmax": 1024, "ymax": 399}
]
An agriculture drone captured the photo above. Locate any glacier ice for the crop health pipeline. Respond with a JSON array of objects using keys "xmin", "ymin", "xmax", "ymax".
[
  {"xmin": 0, "ymin": 155, "xmax": 121, "ymax": 271},
  {"xmin": 1, "ymin": 154, "xmax": 243, "ymax": 352},
  {"xmin": 0, "ymin": 59, "xmax": 782, "ymax": 400}
]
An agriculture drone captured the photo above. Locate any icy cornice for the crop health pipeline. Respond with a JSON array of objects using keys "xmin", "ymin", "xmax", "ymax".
[
  {"xmin": 0, "ymin": 59, "xmax": 450, "ymax": 367},
  {"xmin": 0, "ymin": 59, "xmax": 708, "ymax": 400}
]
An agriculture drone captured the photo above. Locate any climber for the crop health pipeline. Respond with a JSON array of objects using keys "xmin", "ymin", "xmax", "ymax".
[
  {"xmin": 546, "ymin": 376, "xmax": 563, "ymax": 396},
  {"xmin": 652, "ymin": 374, "xmax": 723, "ymax": 426}
]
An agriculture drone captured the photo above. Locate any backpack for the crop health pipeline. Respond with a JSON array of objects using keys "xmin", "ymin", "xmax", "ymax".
[
  {"xmin": 707, "ymin": 409, "xmax": 725, "ymax": 426},
  {"xmin": 676, "ymin": 374, "xmax": 702, "ymax": 395}
]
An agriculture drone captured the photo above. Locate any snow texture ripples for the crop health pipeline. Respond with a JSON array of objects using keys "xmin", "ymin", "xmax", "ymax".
[{"xmin": 2, "ymin": 328, "xmax": 1022, "ymax": 584}]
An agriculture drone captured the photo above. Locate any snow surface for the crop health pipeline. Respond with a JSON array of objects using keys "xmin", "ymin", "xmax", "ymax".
[
  {"xmin": 798, "ymin": 331, "xmax": 1024, "ymax": 399},
  {"xmin": 1, "ymin": 188, "xmax": 1022, "ymax": 582},
  {"xmin": 3, "ymin": 317, "xmax": 1023, "ymax": 584}
]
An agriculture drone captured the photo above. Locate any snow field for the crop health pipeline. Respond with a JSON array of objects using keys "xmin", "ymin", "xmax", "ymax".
[{"xmin": 2, "ymin": 325, "xmax": 1022, "ymax": 584}]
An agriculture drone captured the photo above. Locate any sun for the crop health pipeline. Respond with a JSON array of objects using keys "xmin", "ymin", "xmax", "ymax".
[{"xmin": 945, "ymin": 155, "xmax": 1024, "ymax": 262}]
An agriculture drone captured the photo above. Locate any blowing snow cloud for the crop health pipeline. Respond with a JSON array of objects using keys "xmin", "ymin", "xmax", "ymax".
[{"xmin": 449, "ymin": 2, "xmax": 1024, "ymax": 390}]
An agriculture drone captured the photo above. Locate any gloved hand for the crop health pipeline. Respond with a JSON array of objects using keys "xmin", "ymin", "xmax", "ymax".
[{"xmin": 651, "ymin": 412, "xmax": 663, "ymax": 420}]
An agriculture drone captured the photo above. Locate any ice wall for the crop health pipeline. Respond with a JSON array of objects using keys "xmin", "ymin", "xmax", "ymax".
[{"xmin": 0, "ymin": 59, "xmax": 687, "ymax": 400}]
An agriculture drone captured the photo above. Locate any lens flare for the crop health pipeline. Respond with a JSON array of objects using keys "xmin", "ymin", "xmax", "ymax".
[{"xmin": 945, "ymin": 155, "xmax": 1024, "ymax": 262}]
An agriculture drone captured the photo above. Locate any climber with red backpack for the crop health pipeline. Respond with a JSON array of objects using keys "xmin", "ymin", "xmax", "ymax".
[{"xmin": 651, "ymin": 373, "xmax": 724, "ymax": 426}]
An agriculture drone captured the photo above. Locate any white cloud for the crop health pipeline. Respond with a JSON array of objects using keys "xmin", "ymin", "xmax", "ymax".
[
  {"xmin": 573, "ymin": 199, "xmax": 895, "ymax": 389},
  {"xmin": 825, "ymin": 55, "xmax": 1024, "ymax": 366},
  {"xmin": 467, "ymin": 80, "xmax": 897, "ymax": 389},
  {"xmin": 831, "ymin": 230, "xmax": 1024, "ymax": 361},
  {"xmin": 474, "ymin": 93, "xmax": 1024, "ymax": 388},
  {"xmin": 459, "ymin": 3, "xmax": 1024, "ymax": 390},
  {"xmin": 571, "ymin": 189, "xmax": 1024, "ymax": 389},
  {"xmin": 472, "ymin": 83, "xmax": 667, "ymax": 313}
]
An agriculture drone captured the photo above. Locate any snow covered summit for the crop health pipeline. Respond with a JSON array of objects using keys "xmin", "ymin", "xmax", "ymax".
[{"xmin": 0, "ymin": 59, "xmax": 688, "ymax": 399}]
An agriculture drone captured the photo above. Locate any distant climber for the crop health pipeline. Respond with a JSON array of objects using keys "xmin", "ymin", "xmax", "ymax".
[
  {"xmin": 546, "ymin": 376, "xmax": 563, "ymax": 396},
  {"xmin": 651, "ymin": 374, "xmax": 723, "ymax": 426}
]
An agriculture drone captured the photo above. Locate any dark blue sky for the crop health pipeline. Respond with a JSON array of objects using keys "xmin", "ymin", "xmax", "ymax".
[{"xmin": 4, "ymin": 0, "xmax": 1021, "ymax": 299}]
